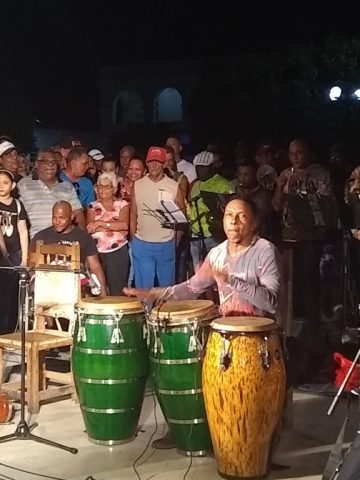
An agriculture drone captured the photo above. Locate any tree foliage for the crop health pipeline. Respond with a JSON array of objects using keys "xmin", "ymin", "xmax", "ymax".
[{"xmin": 188, "ymin": 35, "xmax": 360, "ymax": 150}]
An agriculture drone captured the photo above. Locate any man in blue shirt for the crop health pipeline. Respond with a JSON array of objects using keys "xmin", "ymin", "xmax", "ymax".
[{"xmin": 59, "ymin": 147, "xmax": 95, "ymax": 208}]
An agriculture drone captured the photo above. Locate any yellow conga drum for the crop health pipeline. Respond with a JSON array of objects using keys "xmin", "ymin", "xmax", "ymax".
[{"xmin": 203, "ymin": 317, "xmax": 286, "ymax": 479}]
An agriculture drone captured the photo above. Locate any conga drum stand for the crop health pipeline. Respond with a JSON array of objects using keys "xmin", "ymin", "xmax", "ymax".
[{"xmin": 0, "ymin": 266, "xmax": 77, "ymax": 454}]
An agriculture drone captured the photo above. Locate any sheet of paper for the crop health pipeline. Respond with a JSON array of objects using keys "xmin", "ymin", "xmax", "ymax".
[{"xmin": 159, "ymin": 200, "xmax": 187, "ymax": 224}]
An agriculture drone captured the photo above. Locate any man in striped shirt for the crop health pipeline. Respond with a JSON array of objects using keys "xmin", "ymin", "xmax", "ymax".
[{"xmin": 18, "ymin": 149, "xmax": 85, "ymax": 238}]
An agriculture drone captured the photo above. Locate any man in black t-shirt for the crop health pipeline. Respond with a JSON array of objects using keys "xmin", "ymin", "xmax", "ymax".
[{"xmin": 30, "ymin": 201, "xmax": 107, "ymax": 295}]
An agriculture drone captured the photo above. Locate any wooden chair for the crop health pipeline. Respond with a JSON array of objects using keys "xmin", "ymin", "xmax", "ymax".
[
  {"xmin": 31, "ymin": 240, "xmax": 81, "ymax": 333},
  {"xmin": 0, "ymin": 241, "xmax": 81, "ymax": 413}
]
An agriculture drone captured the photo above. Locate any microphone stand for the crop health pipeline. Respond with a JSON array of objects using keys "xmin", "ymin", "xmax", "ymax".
[{"xmin": 0, "ymin": 265, "xmax": 77, "ymax": 453}]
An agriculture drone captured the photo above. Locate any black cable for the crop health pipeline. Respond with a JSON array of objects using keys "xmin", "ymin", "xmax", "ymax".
[
  {"xmin": 132, "ymin": 386, "xmax": 159, "ymax": 480},
  {"xmin": 0, "ymin": 463, "xmax": 67, "ymax": 480},
  {"xmin": 0, "ymin": 471, "xmax": 16, "ymax": 480},
  {"xmin": 182, "ymin": 453, "xmax": 193, "ymax": 480}
]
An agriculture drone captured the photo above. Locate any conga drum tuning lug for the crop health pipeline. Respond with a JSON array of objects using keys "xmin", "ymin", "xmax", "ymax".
[{"xmin": 259, "ymin": 336, "xmax": 271, "ymax": 369}]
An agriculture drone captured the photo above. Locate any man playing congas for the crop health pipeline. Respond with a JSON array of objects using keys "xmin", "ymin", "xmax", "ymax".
[
  {"xmin": 124, "ymin": 197, "xmax": 281, "ymax": 451},
  {"xmin": 124, "ymin": 196, "xmax": 280, "ymax": 320}
]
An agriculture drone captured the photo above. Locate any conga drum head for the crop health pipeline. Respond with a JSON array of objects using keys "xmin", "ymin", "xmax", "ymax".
[
  {"xmin": 76, "ymin": 296, "xmax": 144, "ymax": 314},
  {"xmin": 150, "ymin": 300, "xmax": 217, "ymax": 326},
  {"xmin": 211, "ymin": 316, "xmax": 276, "ymax": 333}
]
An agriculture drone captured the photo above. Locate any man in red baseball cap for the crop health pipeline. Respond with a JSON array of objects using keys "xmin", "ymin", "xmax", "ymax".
[{"xmin": 130, "ymin": 146, "xmax": 186, "ymax": 288}]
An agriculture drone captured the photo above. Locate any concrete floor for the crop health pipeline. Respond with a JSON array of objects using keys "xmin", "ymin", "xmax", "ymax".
[{"xmin": 0, "ymin": 384, "xmax": 358, "ymax": 480}]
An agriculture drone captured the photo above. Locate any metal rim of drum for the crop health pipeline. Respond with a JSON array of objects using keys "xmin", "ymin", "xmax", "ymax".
[
  {"xmin": 76, "ymin": 296, "xmax": 144, "ymax": 315},
  {"xmin": 149, "ymin": 300, "xmax": 218, "ymax": 326},
  {"xmin": 211, "ymin": 316, "xmax": 277, "ymax": 334},
  {"xmin": 88, "ymin": 436, "xmax": 135, "ymax": 446},
  {"xmin": 178, "ymin": 449, "xmax": 211, "ymax": 457}
]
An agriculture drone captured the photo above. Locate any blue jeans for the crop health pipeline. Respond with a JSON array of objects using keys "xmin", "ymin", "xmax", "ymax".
[
  {"xmin": 132, "ymin": 237, "xmax": 175, "ymax": 289},
  {"xmin": 190, "ymin": 236, "xmax": 218, "ymax": 270}
]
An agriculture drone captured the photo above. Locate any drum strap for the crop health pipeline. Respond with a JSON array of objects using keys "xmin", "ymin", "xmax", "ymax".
[{"xmin": 322, "ymin": 396, "xmax": 351, "ymax": 480}]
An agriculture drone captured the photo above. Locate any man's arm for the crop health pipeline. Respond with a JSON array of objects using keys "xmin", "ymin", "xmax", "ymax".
[
  {"xmin": 74, "ymin": 209, "xmax": 86, "ymax": 230},
  {"xmin": 129, "ymin": 187, "xmax": 137, "ymax": 239},
  {"xmin": 175, "ymin": 184, "xmax": 187, "ymax": 246},
  {"xmin": 124, "ymin": 254, "xmax": 215, "ymax": 301},
  {"xmin": 272, "ymin": 171, "xmax": 288, "ymax": 212},
  {"xmin": 87, "ymin": 255, "xmax": 107, "ymax": 296}
]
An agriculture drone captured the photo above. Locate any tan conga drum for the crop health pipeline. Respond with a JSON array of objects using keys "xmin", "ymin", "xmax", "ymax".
[{"xmin": 203, "ymin": 317, "xmax": 286, "ymax": 479}]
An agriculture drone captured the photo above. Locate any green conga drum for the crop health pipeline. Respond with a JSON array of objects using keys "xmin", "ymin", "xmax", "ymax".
[
  {"xmin": 149, "ymin": 300, "xmax": 217, "ymax": 456},
  {"xmin": 72, "ymin": 296, "xmax": 148, "ymax": 445}
]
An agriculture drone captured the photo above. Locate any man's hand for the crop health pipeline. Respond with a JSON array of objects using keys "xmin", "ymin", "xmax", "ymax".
[
  {"xmin": 123, "ymin": 287, "xmax": 165, "ymax": 301},
  {"xmin": 87, "ymin": 222, "xmax": 98, "ymax": 234},
  {"xmin": 352, "ymin": 229, "xmax": 360, "ymax": 241},
  {"xmin": 212, "ymin": 268, "xmax": 229, "ymax": 285},
  {"xmin": 196, "ymin": 258, "xmax": 229, "ymax": 285}
]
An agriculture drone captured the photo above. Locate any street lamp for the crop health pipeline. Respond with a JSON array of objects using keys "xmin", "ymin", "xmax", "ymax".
[
  {"xmin": 329, "ymin": 86, "xmax": 342, "ymax": 101},
  {"xmin": 353, "ymin": 89, "xmax": 360, "ymax": 100}
]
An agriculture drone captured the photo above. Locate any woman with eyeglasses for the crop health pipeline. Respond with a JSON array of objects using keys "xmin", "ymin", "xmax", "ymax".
[{"xmin": 86, "ymin": 172, "xmax": 129, "ymax": 295}]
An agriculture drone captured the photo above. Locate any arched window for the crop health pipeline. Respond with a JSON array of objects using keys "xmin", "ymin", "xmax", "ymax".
[
  {"xmin": 153, "ymin": 87, "xmax": 183, "ymax": 123},
  {"xmin": 112, "ymin": 90, "xmax": 143, "ymax": 125}
]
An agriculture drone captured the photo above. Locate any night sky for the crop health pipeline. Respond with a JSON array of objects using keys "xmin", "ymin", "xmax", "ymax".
[{"xmin": 1, "ymin": 0, "xmax": 360, "ymax": 130}]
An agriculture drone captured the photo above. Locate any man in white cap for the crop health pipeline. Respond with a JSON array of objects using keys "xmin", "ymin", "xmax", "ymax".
[
  {"xmin": 87, "ymin": 148, "xmax": 105, "ymax": 183},
  {"xmin": 88, "ymin": 148, "xmax": 104, "ymax": 172},
  {"xmin": 187, "ymin": 150, "xmax": 234, "ymax": 270}
]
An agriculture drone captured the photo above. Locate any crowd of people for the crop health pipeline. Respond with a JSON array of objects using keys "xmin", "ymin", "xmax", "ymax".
[{"xmin": 1, "ymin": 133, "xmax": 360, "ymax": 383}]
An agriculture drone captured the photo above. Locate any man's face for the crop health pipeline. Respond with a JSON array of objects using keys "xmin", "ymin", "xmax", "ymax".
[
  {"xmin": 72, "ymin": 154, "xmax": 89, "ymax": 177},
  {"xmin": 36, "ymin": 152, "xmax": 58, "ymax": 182},
  {"xmin": 289, "ymin": 141, "xmax": 309, "ymax": 170},
  {"xmin": 146, "ymin": 160, "xmax": 163, "ymax": 177},
  {"xmin": 1, "ymin": 149, "xmax": 19, "ymax": 173},
  {"xmin": 223, "ymin": 199, "xmax": 255, "ymax": 244},
  {"xmin": 165, "ymin": 137, "xmax": 181, "ymax": 156},
  {"xmin": 120, "ymin": 149, "xmax": 133, "ymax": 170},
  {"xmin": 196, "ymin": 165, "xmax": 213, "ymax": 182},
  {"xmin": 52, "ymin": 206, "xmax": 73, "ymax": 233},
  {"xmin": 236, "ymin": 166, "xmax": 256, "ymax": 188},
  {"xmin": 101, "ymin": 161, "xmax": 116, "ymax": 174}
]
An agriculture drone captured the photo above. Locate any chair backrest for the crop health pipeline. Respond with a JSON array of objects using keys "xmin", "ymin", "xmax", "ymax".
[
  {"xmin": 32, "ymin": 241, "xmax": 81, "ymax": 334},
  {"xmin": 32, "ymin": 240, "xmax": 81, "ymax": 271}
]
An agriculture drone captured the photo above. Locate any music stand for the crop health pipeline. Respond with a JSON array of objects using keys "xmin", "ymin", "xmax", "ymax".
[
  {"xmin": 0, "ymin": 265, "xmax": 77, "ymax": 454},
  {"xmin": 159, "ymin": 200, "xmax": 188, "ymax": 262}
]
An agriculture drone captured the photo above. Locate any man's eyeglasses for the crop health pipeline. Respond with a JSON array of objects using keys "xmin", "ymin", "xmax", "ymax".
[{"xmin": 96, "ymin": 185, "xmax": 112, "ymax": 190}]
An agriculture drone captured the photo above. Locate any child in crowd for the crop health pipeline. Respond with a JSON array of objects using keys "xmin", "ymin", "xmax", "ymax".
[{"xmin": 0, "ymin": 169, "xmax": 29, "ymax": 266}]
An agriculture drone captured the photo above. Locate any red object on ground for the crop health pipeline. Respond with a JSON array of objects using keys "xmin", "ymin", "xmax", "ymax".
[
  {"xmin": 0, "ymin": 393, "xmax": 12, "ymax": 423},
  {"xmin": 333, "ymin": 352, "xmax": 360, "ymax": 391}
]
